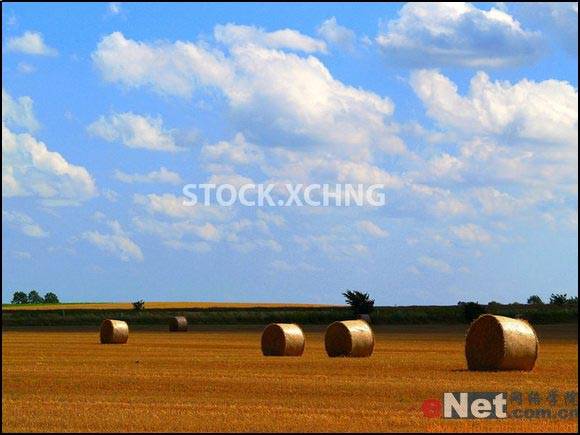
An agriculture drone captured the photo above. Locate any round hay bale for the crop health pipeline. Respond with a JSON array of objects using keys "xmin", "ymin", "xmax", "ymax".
[
  {"xmin": 100, "ymin": 319, "xmax": 129, "ymax": 344},
  {"xmin": 261, "ymin": 323, "xmax": 305, "ymax": 356},
  {"xmin": 465, "ymin": 314, "xmax": 539, "ymax": 371},
  {"xmin": 169, "ymin": 316, "xmax": 188, "ymax": 332},
  {"xmin": 325, "ymin": 319, "xmax": 374, "ymax": 357}
]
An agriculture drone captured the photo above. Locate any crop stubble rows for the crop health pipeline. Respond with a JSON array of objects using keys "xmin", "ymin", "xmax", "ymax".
[{"xmin": 2, "ymin": 324, "xmax": 577, "ymax": 432}]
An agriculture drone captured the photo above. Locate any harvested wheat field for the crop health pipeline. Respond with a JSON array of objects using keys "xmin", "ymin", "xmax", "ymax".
[
  {"xmin": 2, "ymin": 301, "xmax": 336, "ymax": 311},
  {"xmin": 2, "ymin": 324, "xmax": 577, "ymax": 432}
]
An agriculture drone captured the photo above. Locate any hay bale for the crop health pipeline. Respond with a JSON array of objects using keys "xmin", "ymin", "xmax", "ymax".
[
  {"xmin": 261, "ymin": 323, "xmax": 305, "ymax": 356},
  {"xmin": 465, "ymin": 314, "xmax": 539, "ymax": 371},
  {"xmin": 169, "ymin": 316, "xmax": 188, "ymax": 332},
  {"xmin": 325, "ymin": 319, "xmax": 374, "ymax": 357},
  {"xmin": 100, "ymin": 319, "xmax": 129, "ymax": 344}
]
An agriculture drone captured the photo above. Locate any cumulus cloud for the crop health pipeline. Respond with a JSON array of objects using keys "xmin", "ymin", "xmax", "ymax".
[
  {"xmin": 377, "ymin": 2, "xmax": 542, "ymax": 68},
  {"xmin": 133, "ymin": 216, "xmax": 221, "ymax": 243},
  {"xmin": 316, "ymin": 17, "xmax": 356, "ymax": 51},
  {"xmin": 214, "ymin": 23, "xmax": 327, "ymax": 53},
  {"xmin": 2, "ymin": 88, "xmax": 40, "ymax": 132},
  {"xmin": 7, "ymin": 31, "xmax": 58, "ymax": 56},
  {"xmin": 2, "ymin": 125, "xmax": 97, "ymax": 204},
  {"xmin": 92, "ymin": 31, "xmax": 404, "ymax": 158},
  {"xmin": 133, "ymin": 193, "xmax": 226, "ymax": 221},
  {"xmin": 83, "ymin": 220, "xmax": 144, "ymax": 262},
  {"xmin": 3, "ymin": 210, "xmax": 49, "ymax": 238},
  {"xmin": 88, "ymin": 112, "xmax": 182, "ymax": 152},
  {"xmin": 410, "ymin": 69, "xmax": 577, "ymax": 146},
  {"xmin": 114, "ymin": 167, "xmax": 182, "ymax": 185},
  {"xmin": 410, "ymin": 70, "xmax": 578, "ymax": 195},
  {"xmin": 202, "ymin": 133, "xmax": 263, "ymax": 166},
  {"xmin": 92, "ymin": 31, "xmax": 233, "ymax": 97},
  {"xmin": 2, "ymin": 91, "xmax": 97, "ymax": 205},
  {"xmin": 87, "ymin": 24, "xmax": 576, "ymax": 267}
]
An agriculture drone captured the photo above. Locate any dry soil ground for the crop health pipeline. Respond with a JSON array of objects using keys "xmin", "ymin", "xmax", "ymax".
[{"xmin": 2, "ymin": 324, "xmax": 577, "ymax": 432}]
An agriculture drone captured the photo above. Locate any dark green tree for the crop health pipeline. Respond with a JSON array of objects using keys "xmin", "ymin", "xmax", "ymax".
[
  {"xmin": 550, "ymin": 293, "xmax": 568, "ymax": 306},
  {"xmin": 342, "ymin": 290, "xmax": 375, "ymax": 315},
  {"xmin": 132, "ymin": 299, "xmax": 145, "ymax": 311},
  {"xmin": 463, "ymin": 302, "xmax": 486, "ymax": 323},
  {"xmin": 11, "ymin": 291, "xmax": 28, "ymax": 304},
  {"xmin": 27, "ymin": 290, "xmax": 44, "ymax": 304},
  {"xmin": 43, "ymin": 292, "xmax": 60, "ymax": 304},
  {"xmin": 527, "ymin": 295, "xmax": 544, "ymax": 305}
]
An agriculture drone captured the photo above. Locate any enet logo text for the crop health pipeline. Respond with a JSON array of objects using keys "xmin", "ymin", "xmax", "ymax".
[{"xmin": 443, "ymin": 392, "xmax": 508, "ymax": 419}]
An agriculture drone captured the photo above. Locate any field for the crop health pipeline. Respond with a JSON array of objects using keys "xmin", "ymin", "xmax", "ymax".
[
  {"xmin": 2, "ymin": 324, "xmax": 577, "ymax": 432},
  {"xmin": 2, "ymin": 301, "xmax": 335, "ymax": 311}
]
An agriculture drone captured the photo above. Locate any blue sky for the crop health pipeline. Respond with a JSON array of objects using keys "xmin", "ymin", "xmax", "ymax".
[{"xmin": 2, "ymin": 2, "xmax": 578, "ymax": 304}]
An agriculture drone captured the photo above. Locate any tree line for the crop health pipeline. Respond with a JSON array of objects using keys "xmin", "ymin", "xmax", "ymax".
[{"xmin": 10, "ymin": 291, "xmax": 60, "ymax": 305}]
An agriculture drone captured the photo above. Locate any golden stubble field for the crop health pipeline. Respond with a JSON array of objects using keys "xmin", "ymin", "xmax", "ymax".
[{"xmin": 2, "ymin": 324, "xmax": 578, "ymax": 432}]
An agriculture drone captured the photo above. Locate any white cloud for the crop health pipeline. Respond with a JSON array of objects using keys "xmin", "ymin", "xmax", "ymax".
[
  {"xmin": 260, "ymin": 148, "xmax": 403, "ymax": 189},
  {"xmin": 202, "ymin": 133, "xmax": 263, "ymax": 165},
  {"xmin": 2, "ymin": 88, "xmax": 40, "ymax": 131},
  {"xmin": 92, "ymin": 31, "xmax": 233, "ymax": 97},
  {"xmin": 206, "ymin": 172, "xmax": 255, "ymax": 189},
  {"xmin": 357, "ymin": 220, "xmax": 389, "ymax": 238},
  {"xmin": 409, "ymin": 70, "xmax": 578, "ymax": 202},
  {"xmin": 214, "ymin": 23, "xmax": 327, "ymax": 53},
  {"xmin": 470, "ymin": 187, "xmax": 522, "ymax": 216},
  {"xmin": 377, "ymin": 3, "xmax": 542, "ymax": 68},
  {"xmin": 92, "ymin": 31, "xmax": 404, "ymax": 157},
  {"xmin": 114, "ymin": 167, "xmax": 182, "ymax": 185},
  {"xmin": 418, "ymin": 256, "xmax": 452, "ymax": 273},
  {"xmin": 410, "ymin": 69, "xmax": 577, "ymax": 146},
  {"xmin": 133, "ymin": 216, "xmax": 221, "ymax": 243},
  {"xmin": 83, "ymin": 220, "xmax": 143, "ymax": 262},
  {"xmin": 7, "ymin": 31, "xmax": 58, "ymax": 56},
  {"xmin": 409, "ymin": 183, "xmax": 473, "ymax": 218},
  {"xmin": 450, "ymin": 223, "xmax": 492, "ymax": 244},
  {"xmin": 317, "ymin": 17, "xmax": 356, "ymax": 51},
  {"xmin": 3, "ymin": 92, "xmax": 97, "ymax": 205},
  {"xmin": 88, "ymin": 112, "xmax": 182, "ymax": 152},
  {"xmin": 3, "ymin": 210, "xmax": 49, "ymax": 238},
  {"xmin": 293, "ymin": 228, "xmax": 370, "ymax": 259},
  {"xmin": 134, "ymin": 193, "xmax": 227, "ymax": 221},
  {"xmin": 426, "ymin": 154, "xmax": 465, "ymax": 182}
]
